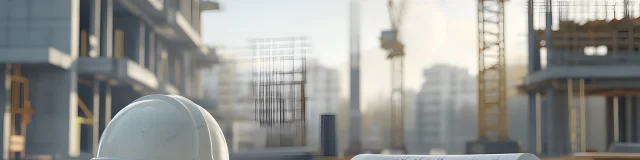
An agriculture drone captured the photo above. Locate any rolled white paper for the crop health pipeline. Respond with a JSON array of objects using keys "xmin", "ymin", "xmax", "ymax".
[{"xmin": 352, "ymin": 153, "xmax": 539, "ymax": 160}]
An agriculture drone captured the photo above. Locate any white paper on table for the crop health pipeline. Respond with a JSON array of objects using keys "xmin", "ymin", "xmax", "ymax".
[{"xmin": 351, "ymin": 153, "xmax": 539, "ymax": 160}]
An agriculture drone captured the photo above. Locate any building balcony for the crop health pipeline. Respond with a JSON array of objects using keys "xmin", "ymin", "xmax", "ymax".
[
  {"xmin": 0, "ymin": 47, "xmax": 75, "ymax": 70},
  {"xmin": 117, "ymin": 0, "xmax": 220, "ymax": 58},
  {"xmin": 76, "ymin": 57, "xmax": 183, "ymax": 95}
]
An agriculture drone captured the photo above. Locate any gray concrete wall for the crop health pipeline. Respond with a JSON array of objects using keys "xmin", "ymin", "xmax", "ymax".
[
  {"xmin": 25, "ymin": 66, "xmax": 78, "ymax": 159},
  {"xmin": 0, "ymin": 0, "xmax": 79, "ymax": 56}
]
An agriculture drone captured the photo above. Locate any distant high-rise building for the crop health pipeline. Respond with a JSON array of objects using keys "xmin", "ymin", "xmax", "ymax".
[
  {"xmin": 306, "ymin": 60, "xmax": 341, "ymax": 152},
  {"xmin": 413, "ymin": 64, "xmax": 476, "ymax": 154},
  {"xmin": 203, "ymin": 48, "xmax": 258, "ymax": 152}
]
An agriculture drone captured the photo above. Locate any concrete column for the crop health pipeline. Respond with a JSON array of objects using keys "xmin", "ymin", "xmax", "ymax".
[
  {"xmin": 625, "ymin": 96, "xmax": 633, "ymax": 142},
  {"xmin": 138, "ymin": 23, "xmax": 146, "ymax": 66},
  {"xmin": 89, "ymin": 0, "xmax": 102, "ymax": 57},
  {"xmin": 606, "ymin": 96, "xmax": 614, "ymax": 148},
  {"xmin": 618, "ymin": 96, "xmax": 628, "ymax": 143},
  {"xmin": 168, "ymin": 54, "xmax": 176, "ymax": 84},
  {"xmin": 155, "ymin": 41, "xmax": 164, "ymax": 78},
  {"xmin": 97, "ymin": 81, "xmax": 111, "ymax": 137},
  {"xmin": 527, "ymin": 0, "xmax": 541, "ymax": 72},
  {"xmin": 631, "ymin": 96, "xmax": 639, "ymax": 143},
  {"xmin": 146, "ymin": 31, "xmax": 156, "ymax": 71},
  {"xmin": 528, "ymin": 92, "xmax": 539, "ymax": 154},
  {"xmin": 555, "ymin": 93, "xmax": 569, "ymax": 155},
  {"xmin": 100, "ymin": 0, "xmax": 113, "ymax": 58},
  {"xmin": 543, "ymin": 87, "xmax": 555, "ymax": 156},
  {"xmin": 25, "ymin": 67, "xmax": 79, "ymax": 159},
  {"xmin": 544, "ymin": 0, "xmax": 554, "ymax": 66},
  {"xmin": 635, "ymin": 96, "xmax": 640, "ymax": 143},
  {"xmin": 180, "ymin": 56, "xmax": 187, "ymax": 92},
  {"xmin": 183, "ymin": 55, "xmax": 192, "ymax": 97},
  {"xmin": 0, "ymin": 65, "xmax": 9, "ymax": 160},
  {"xmin": 91, "ymin": 80, "xmax": 100, "ymax": 155}
]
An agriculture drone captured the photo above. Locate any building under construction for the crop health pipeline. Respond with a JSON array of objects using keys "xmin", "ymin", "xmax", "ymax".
[
  {"xmin": 522, "ymin": 0, "xmax": 640, "ymax": 158},
  {"xmin": 0, "ymin": 0, "xmax": 219, "ymax": 159},
  {"xmin": 251, "ymin": 37, "xmax": 309, "ymax": 148}
]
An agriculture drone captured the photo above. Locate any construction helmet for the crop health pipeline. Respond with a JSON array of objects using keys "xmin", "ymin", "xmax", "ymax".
[{"xmin": 91, "ymin": 94, "xmax": 229, "ymax": 160}]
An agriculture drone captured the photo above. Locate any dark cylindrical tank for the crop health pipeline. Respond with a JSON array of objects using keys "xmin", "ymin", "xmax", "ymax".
[{"xmin": 321, "ymin": 114, "xmax": 337, "ymax": 156}]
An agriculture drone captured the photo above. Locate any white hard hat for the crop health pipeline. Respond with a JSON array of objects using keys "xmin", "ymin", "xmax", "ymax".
[{"xmin": 91, "ymin": 94, "xmax": 229, "ymax": 160}]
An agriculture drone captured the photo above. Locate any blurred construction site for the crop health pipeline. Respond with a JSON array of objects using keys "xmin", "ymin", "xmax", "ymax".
[{"xmin": 4, "ymin": 0, "xmax": 640, "ymax": 160}]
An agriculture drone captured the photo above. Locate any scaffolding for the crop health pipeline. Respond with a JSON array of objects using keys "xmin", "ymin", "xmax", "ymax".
[{"xmin": 251, "ymin": 37, "xmax": 309, "ymax": 147}]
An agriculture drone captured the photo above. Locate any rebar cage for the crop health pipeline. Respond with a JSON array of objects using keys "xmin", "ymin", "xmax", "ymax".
[{"xmin": 251, "ymin": 37, "xmax": 309, "ymax": 147}]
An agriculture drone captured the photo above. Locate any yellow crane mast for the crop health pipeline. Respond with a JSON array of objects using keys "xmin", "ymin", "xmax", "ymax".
[
  {"xmin": 379, "ymin": 0, "xmax": 407, "ymax": 154},
  {"xmin": 466, "ymin": 0, "xmax": 519, "ymax": 154},
  {"xmin": 477, "ymin": 0, "xmax": 508, "ymax": 141}
]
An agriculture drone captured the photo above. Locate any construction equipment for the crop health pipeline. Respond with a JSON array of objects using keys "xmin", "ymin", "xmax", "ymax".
[
  {"xmin": 379, "ymin": 0, "xmax": 408, "ymax": 154},
  {"xmin": 465, "ymin": 0, "xmax": 520, "ymax": 154}
]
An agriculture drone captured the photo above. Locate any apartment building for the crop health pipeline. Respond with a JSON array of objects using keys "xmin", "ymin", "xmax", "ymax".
[
  {"xmin": 413, "ymin": 64, "xmax": 476, "ymax": 154},
  {"xmin": 0, "ymin": 0, "xmax": 220, "ymax": 159}
]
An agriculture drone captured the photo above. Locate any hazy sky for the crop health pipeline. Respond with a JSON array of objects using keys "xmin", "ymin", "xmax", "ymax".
[{"xmin": 202, "ymin": 0, "xmax": 530, "ymax": 105}]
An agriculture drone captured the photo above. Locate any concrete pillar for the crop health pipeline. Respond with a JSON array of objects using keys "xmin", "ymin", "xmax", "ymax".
[
  {"xmin": 554, "ymin": 93, "xmax": 569, "ymax": 155},
  {"xmin": 0, "ymin": 65, "xmax": 9, "ymax": 160},
  {"xmin": 138, "ymin": 23, "xmax": 146, "ymax": 66},
  {"xmin": 542, "ymin": 87, "xmax": 555, "ymax": 156},
  {"xmin": 100, "ymin": 0, "xmax": 113, "ymax": 58},
  {"xmin": 91, "ymin": 79, "xmax": 100, "ymax": 155},
  {"xmin": 25, "ymin": 67, "xmax": 79, "ymax": 159},
  {"xmin": 146, "ymin": 30, "xmax": 156, "ymax": 71},
  {"xmin": 183, "ymin": 54, "xmax": 192, "ymax": 97},
  {"xmin": 97, "ymin": 81, "xmax": 111, "ymax": 137},
  {"xmin": 635, "ymin": 96, "xmax": 640, "ymax": 143},
  {"xmin": 606, "ymin": 96, "xmax": 614, "ymax": 148},
  {"xmin": 618, "ymin": 96, "xmax": 628, "ymax": 143},
  {"xmin": 528, "ymin": 92, "xmax": 539, "ymax": 154},
  {"xmin": 155, "ymin": 41, "xmax": 164, "ymax": 79},
  {"xmin": 544, "ymin": 0, "xmax": 554, "ymax": 66},
  {"xmin": 168, "ymin": 54, "xmax": 176, "ymax": 84},
  {"xmin": 527, "ymin": 0, "xmax": 541, "ymax": 72},
  {"xmin": 89, "ymin": 0, "xmax": 102, "ymax": 57},
  {"xmin": 625, "ymin": 96, "xmax": 633, "ymax": 142},
  {"xmin": 180, "ymin": 56, "xmax": 187, "ymax": 92}
]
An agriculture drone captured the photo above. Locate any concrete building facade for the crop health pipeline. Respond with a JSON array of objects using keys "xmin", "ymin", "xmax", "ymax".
[
  {"xmin": 507, "ymin": 63, "xmax": 608, "ymax": 153},
  {"xmin": 413, "ymin": 64, "xmax": 476, "ymax": 154},
  {"xmin": 0, "ymin": 0, "xmax": 219, "ymax": 159},
  {"xmin": 305, "ymin": 60, "xmax": 340, "ymax": 152},
  {"xmin": 204, "ymin": 48, "xmax": 259, "ymax": 152}
]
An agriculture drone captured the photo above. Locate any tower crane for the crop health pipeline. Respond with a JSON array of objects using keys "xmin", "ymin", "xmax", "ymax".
[
  {"xmin": 465, "ymin": 0, "xmax": 519, "ymax": 154},
  {"xmin": 379, "ymin": 0, "xmax": 407, "ymax": 154}
]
